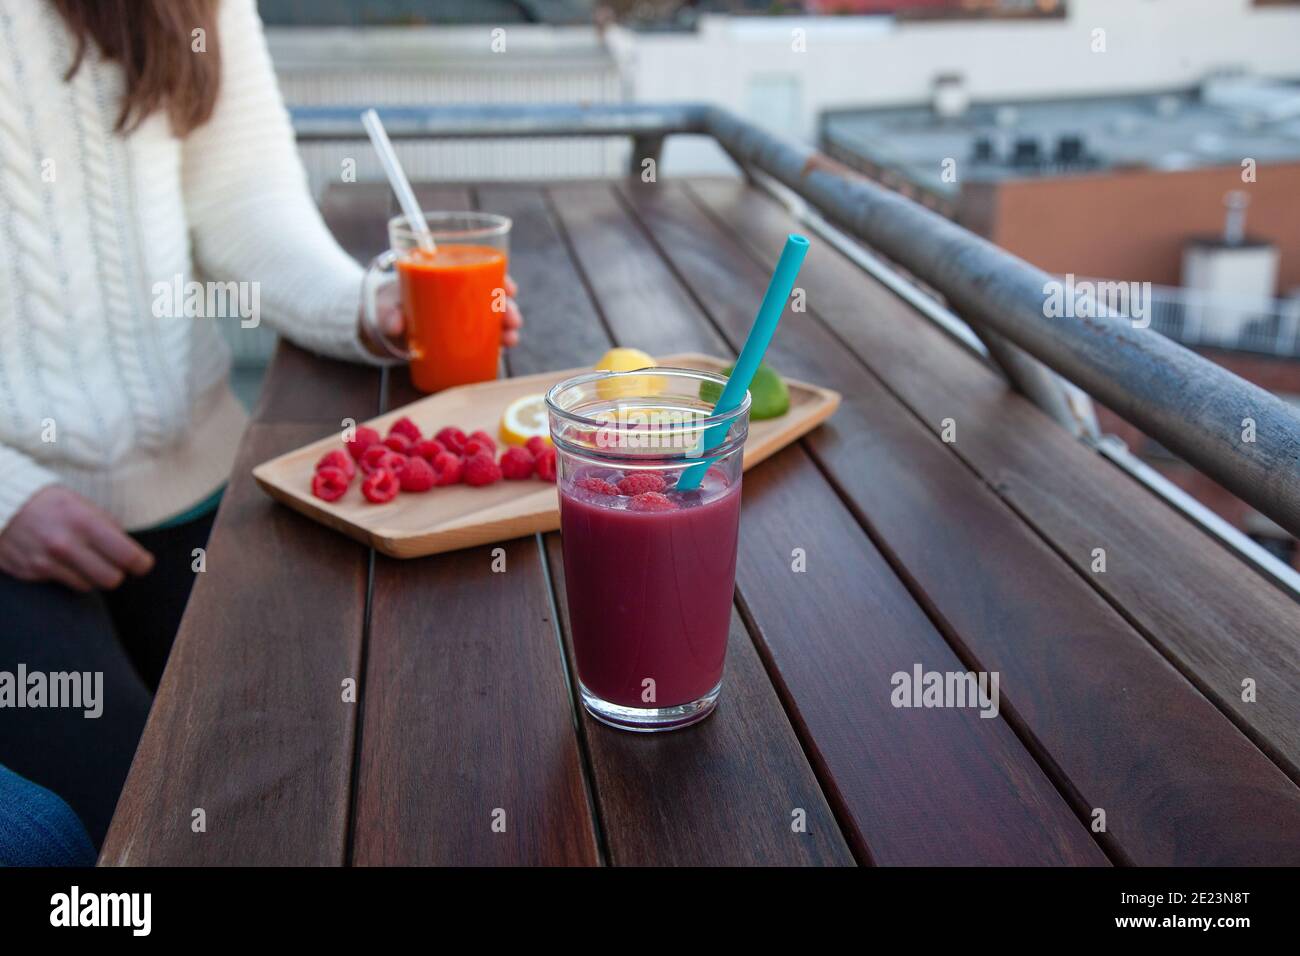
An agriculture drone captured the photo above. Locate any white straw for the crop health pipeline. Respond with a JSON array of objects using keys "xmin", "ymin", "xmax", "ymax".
[{"xmin": 361, "ymin": 108, "xmax": 435, "ymax": 251}]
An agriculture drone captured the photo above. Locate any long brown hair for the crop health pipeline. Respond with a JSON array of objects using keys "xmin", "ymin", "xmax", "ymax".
[{"xmin": 51, "ymin": 0, "xmax": 222, "ymax": 135}]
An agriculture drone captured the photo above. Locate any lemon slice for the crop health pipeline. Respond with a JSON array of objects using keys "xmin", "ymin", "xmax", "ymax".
[
  {"xmin": 499, "ymin": 393, "xmax": 550, "ymax": 446},
  {"xmin": 594, "ymin": 347, "xmax": 662, "ymax": 400}
]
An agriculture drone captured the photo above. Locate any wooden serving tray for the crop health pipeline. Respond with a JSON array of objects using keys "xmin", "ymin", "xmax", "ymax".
[{"xmin": 253, "ymin": 353, "xmax": 839, "ymax": 558}]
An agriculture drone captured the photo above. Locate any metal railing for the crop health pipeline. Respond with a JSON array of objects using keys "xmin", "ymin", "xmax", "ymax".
[
  {"xmin": 292, "ymin": 103, "xmax": 1300, "ymax": 539},
  {"xmin": 1140, "ymin": 283, "xmax": 1300, "ymax": 358}
]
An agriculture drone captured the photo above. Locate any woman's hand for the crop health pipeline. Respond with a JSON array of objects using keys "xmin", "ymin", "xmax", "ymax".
[
  {"xmin": 501, "ymin": 275, "xmax": 523, "ymax": 347},
  {"xmin": 361, "ymin": 274, "xmax": 524, "ymax": 358},
  {"xmin": 0, "ymin": 486, "xmax": 154, "ymax": 592}
]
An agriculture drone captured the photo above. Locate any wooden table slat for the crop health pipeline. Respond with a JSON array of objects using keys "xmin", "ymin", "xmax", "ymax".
[
  {"xmin": 348, "ymin": 185, "xmax": 600, "ymax": 864},
  {"xmin": 354, "ymin": 541, "xmax": 600, "ymax": 865},
  {"xmin": 101, "ymin": 424, "xmax": 374, "ymax": 865}
]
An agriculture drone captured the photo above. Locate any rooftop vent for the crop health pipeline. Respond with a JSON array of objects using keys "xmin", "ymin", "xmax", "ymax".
[
  {"xmin": 1011, "ymin": 137, "xmax": 1041, "ymax": 167},
  {"xmin": 932, "ymin": 74, "xmax": 969, "ymax": 121},
  {"xmin": 1054, "ymin": 134, "xmax": 1085, "ymax": 164}
]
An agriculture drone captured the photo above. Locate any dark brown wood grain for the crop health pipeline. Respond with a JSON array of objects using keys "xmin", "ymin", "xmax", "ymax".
[
  {"xmin": 488, "ymin": 183, "xmax": 856, "ymax": 865},
  {"xmin": 687, "ymin": 177, "xmax": 1300, "ymax": 786},
  {"xmin": 101, "ymin": 424, "xmax": 372, "ymax": 865},
  {"xmin": 352, "ymin": 541, "xmax": 599, "ymax": 866},
  {"xmin": 625, "ymin": 178, "xmax": 1300, "ymax": 864},
  {"xmin": 320, "ymin": 182, "xmax": 394, "ymax": 261},
  {"xmin": 351, "ymin": 184, "xmax": 600, "ymax": 864},
  {"xmin": 475, "ymin": 184, "xmax": 612, "ymax": 376},
  {"xmin": 252, "ymin": 341, "xmax": 381, "ymax": 426},
  {"xmin": 554, "ymin": 181, "xmax": 1106, "ymax": 864},
  {"xmin": 735, "ymin": 446, "xmax": 1108, "ymax": 864},
  {"xmin": 545, "ymin": 182, "xmax": 728, "ymax": 358}
]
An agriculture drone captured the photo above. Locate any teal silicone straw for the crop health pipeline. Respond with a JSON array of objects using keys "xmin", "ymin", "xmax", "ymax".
[{"xmin": 678, "ymin": 233, "xmax": 809, "ymax": 491}]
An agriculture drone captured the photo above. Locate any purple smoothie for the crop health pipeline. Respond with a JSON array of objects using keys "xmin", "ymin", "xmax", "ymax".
[{"xmin": 559, "ymin": 470, "xmax": 741, "ymax": 710}]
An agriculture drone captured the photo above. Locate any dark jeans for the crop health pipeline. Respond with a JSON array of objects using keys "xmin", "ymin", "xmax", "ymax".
[
  {"xmin": 0, "ymin": 510, "xmax": 214, "ymax": 850},
  {"xmin": 0, "ymin": 763, "xmax": 96, "ymax": 866}
]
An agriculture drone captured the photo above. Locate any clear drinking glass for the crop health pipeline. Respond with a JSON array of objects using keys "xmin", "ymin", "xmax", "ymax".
[
  {"xmin": 547, "ymin": 367, "xmax": 751, "ymax": 732},
  {"xmin": 361, "ymin": 211, "xmax": 511, "ymax": 393}
]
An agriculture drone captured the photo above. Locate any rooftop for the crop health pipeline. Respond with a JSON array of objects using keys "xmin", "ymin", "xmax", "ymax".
[{"xmin": 822, "ymin": 77, "xmax": 1300, "ymax": 198}]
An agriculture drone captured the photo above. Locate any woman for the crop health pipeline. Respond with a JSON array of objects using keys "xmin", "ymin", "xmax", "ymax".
[{"xmin": 0, "ymin": 0, "xmax": 522, "ymax": 852}]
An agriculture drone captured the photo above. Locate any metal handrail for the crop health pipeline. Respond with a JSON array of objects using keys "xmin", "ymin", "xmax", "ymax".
[{"xmin": 292, "ymin": 103, "xmax": 1300, "ymax": 538}]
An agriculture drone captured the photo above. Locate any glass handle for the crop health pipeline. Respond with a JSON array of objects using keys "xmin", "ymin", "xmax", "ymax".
[{"xmin": 361, "ymin": 249, "xmax": 410, "ymax": 360}]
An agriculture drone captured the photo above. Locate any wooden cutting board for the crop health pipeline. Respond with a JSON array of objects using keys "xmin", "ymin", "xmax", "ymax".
[{"xmin": 253, "ymin": 353, "xmax": 839, "ymax": 558}]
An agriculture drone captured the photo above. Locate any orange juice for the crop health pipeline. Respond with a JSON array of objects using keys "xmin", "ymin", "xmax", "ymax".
[{"xmin": 397, "ymin": 244, "xmax": 506, "ymax": 393}]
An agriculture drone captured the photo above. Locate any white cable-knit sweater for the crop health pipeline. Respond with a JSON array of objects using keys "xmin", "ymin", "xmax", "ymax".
[{"xmin": 0, "ymin": 0, "xmax": 378, "ymax": 532}]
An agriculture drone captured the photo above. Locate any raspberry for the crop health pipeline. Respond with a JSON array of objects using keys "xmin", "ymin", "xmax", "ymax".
[
  {"xmin": 362, "ymin": 444, "xmax": 405, "ymax": 473},
  {"xmin": 360, "ymin": 443, "xmax": 391, "ymax": 473},
  {"xmin": 362, "ymin": 467, "xmax": 400, "ymax": 503},
  {"xmin": 435, "ymin": 427, "xmax": 467, "ymax": 455},
  {"xmin": 629, "ymin": 491, "xmax": 678, "ymax": 512},
  {"xmin": 525, "ymin": 436, "xmax": 550, "ymax": 457},
  {"xmin": 534, "ymin": 447, "xmax": 557, "ymax": 483},
  {"xmin": 575, "ymin": 476, "xmax": 618, "ymax": 496},
  {"xmin": 429, "ymin": 451, "xmax": 463, "ymax": 487},
  {"xmin": 464, "ymin": 430, "xmax": 497, "ymax": 458},
  {"xmin": 364, "ymin": 446, "xmax": 408, "ymax": 477},
  {"xmin": 499, "ymin": 446, "xmax": 535, "ymax": 480},
  {"xmin": 462, "ymin": 452, "xmax": 502, "ymax": 487},
  {"xmin": 617, "ymin": 472, "xmax": 666, "ymax": 496},
  {"xmin": 311, "ymin": 466, "xmax": 350, "ymax": 502},
  {"xmin": 384, "ymin": 433, "xmax": 413, "ymax": 455},
  {"xmin": 316, "ymin": 448, "xmax": 355, "ymax": 479},
  {"xmin": 389, "ymin": 416, "xmax": 422, "ymax": 442},
  {"xmin": 411, "ymin": 438, "xmax": 445, "ymax": 462},
  {"xmin": 346, "ymin": 425, "xmax": 381, "ymax": 461},
  {"xmin": 398, "ymin": 455, "xmax": 436, "ymax": 492}
]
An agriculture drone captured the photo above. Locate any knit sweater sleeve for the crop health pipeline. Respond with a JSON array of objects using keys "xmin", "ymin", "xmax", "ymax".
[
  {"xmin": 0, "ymin": 445, "xmax": 59, "ymax": 535},
  {"xmin": 181, "ymin": 0, "xmax": 381, "ymax": 364}
]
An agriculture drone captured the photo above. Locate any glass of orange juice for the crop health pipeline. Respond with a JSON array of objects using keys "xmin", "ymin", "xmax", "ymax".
[{"xmin": 362, "ymin": 211, "xmax": 511, "ymax": 393}]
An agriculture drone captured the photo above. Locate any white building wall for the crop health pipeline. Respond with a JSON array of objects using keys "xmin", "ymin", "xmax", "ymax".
[{"xmin": 608, "ymin": 0, "xmax": 1300, "ymax": 172}]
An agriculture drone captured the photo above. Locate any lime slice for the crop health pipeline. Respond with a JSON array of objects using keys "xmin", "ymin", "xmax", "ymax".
[{"xmin": 700, "ymin": 362, "xmax": 790, "ymax": 420}]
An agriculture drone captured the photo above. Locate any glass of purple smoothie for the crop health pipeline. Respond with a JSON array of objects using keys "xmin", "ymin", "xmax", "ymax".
[{"xmin": 546, "ymin": 367, "xmax": 751, "ymax": 732}]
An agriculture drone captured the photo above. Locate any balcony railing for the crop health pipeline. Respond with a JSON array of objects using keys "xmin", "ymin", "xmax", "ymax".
[{"xmin": 1140, "ymin": 283, "xmax": 1300, "ymax": 358}]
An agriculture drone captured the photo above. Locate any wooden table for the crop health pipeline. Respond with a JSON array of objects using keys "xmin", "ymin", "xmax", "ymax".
[{"xmin": 102, "ymin": 178, "xmax": 1300, "ymax": 866}]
